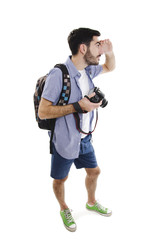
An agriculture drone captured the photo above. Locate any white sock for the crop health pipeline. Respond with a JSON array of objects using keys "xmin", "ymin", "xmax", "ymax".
[{"xmin": 87, "ymin": 203, "xmax": 95, "ymax": 207}]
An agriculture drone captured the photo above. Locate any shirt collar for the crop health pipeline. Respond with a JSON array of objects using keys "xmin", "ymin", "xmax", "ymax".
[
  {"xmin": 65, "ymin": 56, "xmax": 80, "ymax": 78},
  {"xmin": 65, "ymin": 56, "xmax": 93, "ymax": 79}
]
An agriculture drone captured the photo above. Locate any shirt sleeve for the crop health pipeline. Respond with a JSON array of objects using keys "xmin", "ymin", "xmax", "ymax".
[
  {"xmin": 41, "ymin": 68, "xmax": 63, "ymax": 104},
  {"xmin": 86, "ymin": 64, "xmax": 103, "ymax": 79}
]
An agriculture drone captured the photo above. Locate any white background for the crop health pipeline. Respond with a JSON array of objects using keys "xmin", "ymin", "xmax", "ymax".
[{"xmin": 0, "ymin": 0, "xmax": 159, "ymax": 239}]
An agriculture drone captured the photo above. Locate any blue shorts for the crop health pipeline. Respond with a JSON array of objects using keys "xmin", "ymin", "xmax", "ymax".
[{"xmin": 50, "ymin": 135, "xmax": 98, "ymax": 179}]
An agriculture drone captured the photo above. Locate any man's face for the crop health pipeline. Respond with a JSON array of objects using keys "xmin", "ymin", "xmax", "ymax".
[{"xmin": 84, "ymin": 36, "xmax": 103, "ymax": 65}]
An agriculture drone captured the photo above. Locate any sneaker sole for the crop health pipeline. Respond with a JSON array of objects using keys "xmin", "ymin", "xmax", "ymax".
[
  {"xmin": 63, "ymin": 223, "xmax": 77, "ymax": 232},
  {"xmin": 86, "ymin": 208, "xmax": 112, "ymax": 217}
]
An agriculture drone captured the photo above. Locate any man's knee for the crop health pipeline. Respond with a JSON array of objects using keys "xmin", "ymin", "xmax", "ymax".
[
  {"xmin": 53, "ymin": 175, "xmax": 68, "ymax": 185},
  {"xmin": 86, "ymin": 167, "xmax": 101, "ymax": 178}
]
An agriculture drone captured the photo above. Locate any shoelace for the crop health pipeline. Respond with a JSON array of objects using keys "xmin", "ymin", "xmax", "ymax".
[
  {"xmin": 64, "ymin": 209, "xmax": 74, "ymax": 224},
  {"xmin": 95, "ymin": 202, "xmax": 106, "ymax": 211}
]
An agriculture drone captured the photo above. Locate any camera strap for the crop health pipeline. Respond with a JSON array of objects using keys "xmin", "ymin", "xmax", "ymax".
[{"xmin": 73, "ymin": 109, "xmax": 98, "ymax": 135}]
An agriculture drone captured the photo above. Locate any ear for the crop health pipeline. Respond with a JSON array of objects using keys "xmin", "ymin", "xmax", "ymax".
[{"xmin": 79, "ymin": 44, "xmax": 87, "ymax": 55}]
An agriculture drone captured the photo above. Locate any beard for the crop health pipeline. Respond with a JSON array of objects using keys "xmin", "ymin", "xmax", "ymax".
[{"xmin": 84, "ymin": 48, "xmax": 101, "ymax": 66}]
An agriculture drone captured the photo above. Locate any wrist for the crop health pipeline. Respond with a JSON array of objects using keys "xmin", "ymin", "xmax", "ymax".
[
  {"xmin": 73, "ymin": 102, "xmax": 87, "ymax": 113},
  {"xmin": 105, "ymin": 51, "xmax": 114, "ymax": 57}
]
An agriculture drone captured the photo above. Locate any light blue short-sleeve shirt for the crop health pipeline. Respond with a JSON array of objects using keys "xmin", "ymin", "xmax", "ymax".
[{"xmin": 42, "ymin": 56, "xmax": 103, "ymax": 159}]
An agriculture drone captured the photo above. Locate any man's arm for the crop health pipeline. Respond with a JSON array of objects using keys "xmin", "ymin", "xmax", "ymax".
[
  {"xmin": 38, "ymin": 93, "xmax": 102, "ymax": 120},
  {"xmin": 100, "ymin": 39, "xmax": 116, "ymax": 74},
  {"xmin": 38, "ymin": 97, "xmax": 75, "ymax": 119}
]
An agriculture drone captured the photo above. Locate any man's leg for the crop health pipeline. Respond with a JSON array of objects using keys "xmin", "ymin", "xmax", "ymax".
[
  {"xmin": 85, "ymin": 166, "xmax": 112, "ymax": 216},
  {"xmin": 53, "ymin": 176, "xmax": 68, "ymax": 211},
  {"xmin": 53, "ymin": 175, "xmax": 77, "ymax": 231},
  {"xmin": 85, "ymin": 166, "xmax": 101, "ymax": 205}
]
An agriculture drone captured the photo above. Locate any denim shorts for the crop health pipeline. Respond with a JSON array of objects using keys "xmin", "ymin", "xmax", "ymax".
[{"xmin": 50, "ymin": 135, "xmax": 97, "ymax": 179}]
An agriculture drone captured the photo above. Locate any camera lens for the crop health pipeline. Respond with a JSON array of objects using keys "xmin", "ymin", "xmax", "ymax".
[{"xmin": 101, "ymin": 98, "xmax": 108, "ymax": 108}]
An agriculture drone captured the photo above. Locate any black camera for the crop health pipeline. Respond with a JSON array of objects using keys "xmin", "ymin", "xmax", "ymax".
[{"xmin": 89, "ymin": 87, "xmax": 108, "ymax": 108}]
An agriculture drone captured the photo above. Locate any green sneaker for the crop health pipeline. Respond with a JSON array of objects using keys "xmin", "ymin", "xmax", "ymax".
[
  {"xmin": 86, "ymin": 201, "xmax": 112, "ymax": 217},
  {"xmin": 60, "ymin": 208, "xmax": 77, "ymax": 232}
]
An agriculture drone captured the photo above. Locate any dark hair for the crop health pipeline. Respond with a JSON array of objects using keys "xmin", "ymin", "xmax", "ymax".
[{"xmin": 68, "ymin": 28, "xmax": 101, "ymax": 55}]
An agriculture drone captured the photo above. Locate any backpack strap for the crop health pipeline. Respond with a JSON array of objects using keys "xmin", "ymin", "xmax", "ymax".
[{"xmin": 49, "ymin": 64, "xmax": 70, "ymax": 154}]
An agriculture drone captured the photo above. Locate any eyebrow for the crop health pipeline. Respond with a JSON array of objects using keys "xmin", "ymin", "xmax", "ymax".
[{"xmin": 95, "ymin": 41, "xmax": 101, "ymax": 45}]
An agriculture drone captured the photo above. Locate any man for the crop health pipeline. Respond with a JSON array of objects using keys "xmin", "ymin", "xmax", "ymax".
[{"xmin": 38, "ymin": 28, "xmax": 115, "ymax": 232}]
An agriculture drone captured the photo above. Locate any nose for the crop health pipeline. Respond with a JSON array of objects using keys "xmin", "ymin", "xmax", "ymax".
[{"xmin": 99, "ymin": 45, "xmax": 104, "ymax": 55}]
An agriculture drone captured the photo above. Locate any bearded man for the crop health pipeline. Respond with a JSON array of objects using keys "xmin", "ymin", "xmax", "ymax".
[{"xmin": 38, "ymin": 28, "xmax": 115, "ymax": 232}]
